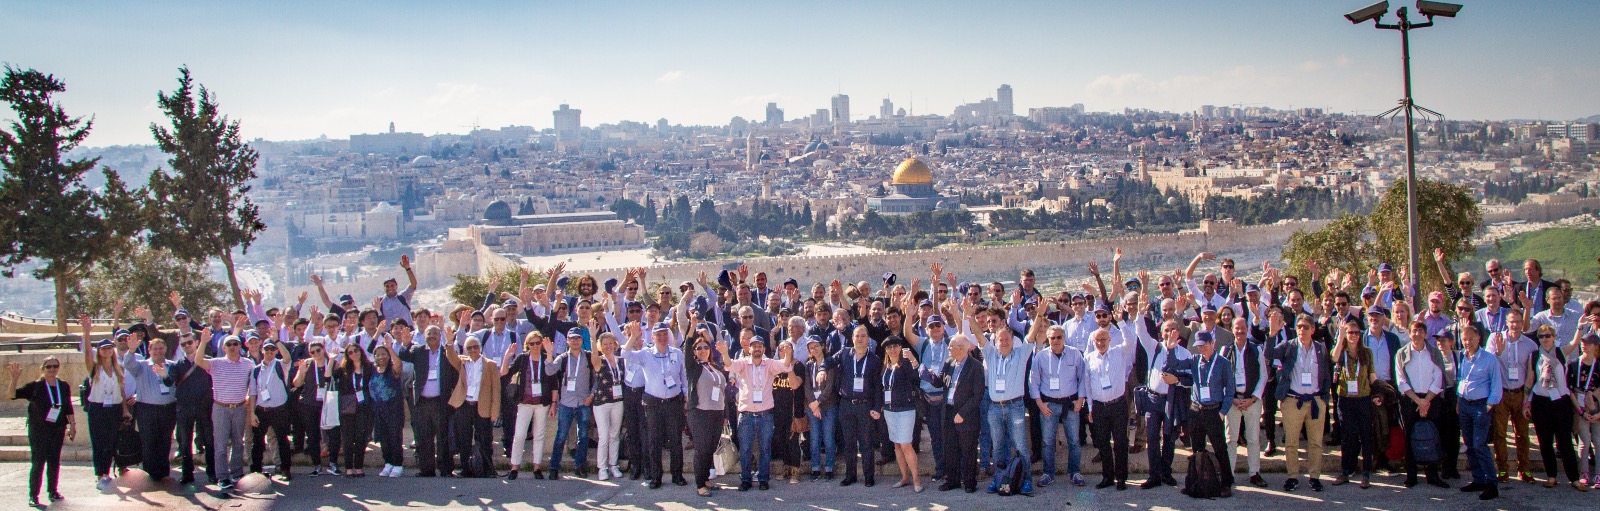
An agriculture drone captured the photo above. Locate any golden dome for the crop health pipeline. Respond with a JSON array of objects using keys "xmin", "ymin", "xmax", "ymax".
[{"xmin": 891, "ymin": 157, "xmax": 934, "ymax": 185}]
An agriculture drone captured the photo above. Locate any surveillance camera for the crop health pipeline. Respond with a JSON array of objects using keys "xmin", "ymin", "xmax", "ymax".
[
  {"xmin": 1345, "ymin": 1, "xmax": 1390, "ymax": 24},
  {"xmin": 1415, "ymin": 1, "xmax": 1462, "ymax": 18}
]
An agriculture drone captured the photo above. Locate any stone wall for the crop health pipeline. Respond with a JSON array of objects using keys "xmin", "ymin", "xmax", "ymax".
[{"xmin": 1483, "ymin": 196, "xmax": 1600, "ymax": 224}]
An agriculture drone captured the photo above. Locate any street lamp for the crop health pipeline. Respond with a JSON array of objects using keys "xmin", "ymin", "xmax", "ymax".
[{"xmin": 1345, "ymin": 0, "xmax": 1460, "ymax": 313}]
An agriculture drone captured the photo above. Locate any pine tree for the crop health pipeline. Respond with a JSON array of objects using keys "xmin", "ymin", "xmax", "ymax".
[
  {"xmin": 145, "ymin": 67, "xmax": 264, "ymax": 309},
  {"xmin": 0, "ymin": 66, "xmax": 142, "ymax": 332}
]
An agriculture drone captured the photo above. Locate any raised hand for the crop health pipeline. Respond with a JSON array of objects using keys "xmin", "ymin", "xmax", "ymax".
[
  {"xmin": 310, "ymin": 274, "xmax": 323, "ymax": 286},
  {"xmin": 78, "ymin": 314, "xmax": 93, "ymax": 333},
  {"xmin": 168, "ymin": 291, "xmax": 183, "ymax": 308},
  {"xmin": 1433, "ymin": 247, "xmax": 1445, "ymax": 263},
  {"xmin": 6, "ymin": 362, "xmax": 20, "ymax": 380},
  {"xmin": 1087, "ymin": 261, "xmax": 1100, "ymax": 276},
  {"xmin": 297, "ymin": 291, "xmax": 309, "ymax": 304},
  {"xmin": 399, "ymin": 254, "xmax": 411, "ymax": 270},
  {"xmin": 1113, "ymin": 248, "xmax": 1123, "ymax": 264}
]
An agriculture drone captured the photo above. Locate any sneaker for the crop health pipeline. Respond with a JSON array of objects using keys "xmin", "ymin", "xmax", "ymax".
[
  {"xmin": 599, "ymin": 469, "xmax": 611, "ymax": 481},
  {"xmin": 221, "ymin": 479, "xmax": 236, "ymax": 491},
  {"xmin": 1021, "ymin": 481, "xmax": 1034, "ymax": 494},
  {"xmin": 1038, "ymin": 474, "xmax": 1054, "ymax": 487},
  {"xmin": 389, "ymin": 466, "xmax": 403, "ymax": 478},
  {"xmin": 1071, "ymin": 473, "xmax": 1086, "ymax": 486},
  {"xmin": 611, "ymin": 467, "xmax": 624, "ymax": 479},
  {"xmin": 381, "ymin": 465, "xmax": 394, "ymax": 477},
  {"xmin": 1309, "ymin": 479, "xmax": 1324, "ymax": 492},
  {"xmin": 327, "ymin": 464, "xmax": 341, "ymax": 476},
  {"xmin": 96, "ymin": 477, "xmax": 112, "ymax": 492},
  {"xmin": 309, "ymin": 466, "xmax": 323, "ymax": 476}
]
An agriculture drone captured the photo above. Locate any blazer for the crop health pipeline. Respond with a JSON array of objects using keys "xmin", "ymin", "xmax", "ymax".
[
  {"xmin": 446, "ymin": 356, "xmax": 501, "ymax": 418},
  {"xmin": 399, "ymin": 342, "xmax": 460, "ymax": 405},
  {"xmin": 683, "ymin": 353, "xmax": 727, "ymax": 411},
  {"xmin": 933, "ymin": 355, "xmax": 986, "ymax": 425},
  {"xmin": 800, "ymin": 357, "xmax": 838, "ymax": 411},
  {"xmin": 503, "ymin": 352, "xmax": 557, "ymax": 406},
  {"xmin": 1269, "ymin": 338, "xmax": 1332, "ymax": 400}
]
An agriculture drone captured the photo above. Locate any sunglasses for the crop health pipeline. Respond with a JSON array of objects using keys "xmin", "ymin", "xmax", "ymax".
[
  {"xmin": 466, "ymin": 346, "xmax": 481, "ymax": 351},
  {"xmin": 1538, "ymin": 333, "xmax": 1555, "ymax": 339},
  {"xmin": 1221, "ymin": 265, "xmax": 1235, "ymax": 269},
  {"xmin": 181, "ymin": 342, "xmax": 195, "ymax": 347},
  {"xmin": 740, "ymin": 315, "xmax": 754, "ymax": 319},
  {"xmin": 43, "ymin": 365, "xmax": 60, "ymax": 369},
  {"xmin": 694, "ymin": 345, "xmax": 710, "ymax": 351},
  {"xmin": 494, "ymin": 318, "xmax": 507, "ymax": 322},
  {"xmin": 224, "ymin": 342, "xmax": 241, "ymax": 347}
]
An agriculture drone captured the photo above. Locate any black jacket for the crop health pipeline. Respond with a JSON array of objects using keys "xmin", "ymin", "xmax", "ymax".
[
  {"xmin": 933, "ymin": 355, "xmax": 986, "ymax": 426},
  {"xmin": 399, "ymin": 342, "xmax": 461, "ymax": 405}
]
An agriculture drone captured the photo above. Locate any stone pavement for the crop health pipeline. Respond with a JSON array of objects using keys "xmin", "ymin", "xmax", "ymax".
[{"xmin": 0, "ymin": 461, "xmax": 1586, "ymax": 511}]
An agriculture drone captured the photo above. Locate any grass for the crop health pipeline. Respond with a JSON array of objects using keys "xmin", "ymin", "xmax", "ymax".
[{"xmin": 1474, "ymin": 226, "xmax": 1600, "ymax": 287}]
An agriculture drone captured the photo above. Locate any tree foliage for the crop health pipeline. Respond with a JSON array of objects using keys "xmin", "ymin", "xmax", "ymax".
[
  {"xmin": 1281, "ymin": 213, "xmax": 1373, "ymax": 279},
  {"xmin": 0, "ymin": 66, "xmax": 142, "ymax": 332},
  {"xmin": 448, "ymin": 265, "xmax": 548, "ymax": 310},
  {"xmin": 67, "ymin": 245, "xmax": 228, "ymax": 320},
  {"xmin": 145, "ymin": 67, "xmax": 264, "ymax": 309},
  {"xmin": 1281, "ymin": 179, "xmax": 1481, "ymax": 296}
]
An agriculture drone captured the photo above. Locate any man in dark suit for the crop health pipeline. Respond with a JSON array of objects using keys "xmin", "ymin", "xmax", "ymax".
[
  {"xmin": 933, "ymin": 334, "xmax": 986, "ymax": 493},
  {"xmin": 1515, "ymin": 259, "xmax": 1556, "ymax": 315},
  {"xmin": 398, "ymin": 325, "xmax": 461, "ymax": 477}
]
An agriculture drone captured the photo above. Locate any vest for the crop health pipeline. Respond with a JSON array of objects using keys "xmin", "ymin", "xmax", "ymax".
[{"xmin": 1220, "ymin": 342, "xmax": 1261, "ymax": 396}]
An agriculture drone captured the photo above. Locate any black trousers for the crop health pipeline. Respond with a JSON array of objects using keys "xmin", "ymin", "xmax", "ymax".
[
  {"xmin": 499, "ymin": 379, "xmax": 517, "ymax": 457},
  {"xmin": 688, "ymin": 407, "xmax": 724, "ymax": 488},
  {"xmin": 1092, "ymin": 397, "xmax": 1130, "ymax": 483},
  {"xmin": 251, "ymin": 405, "xmax": 294, "ymax": 474},
  {"xmin": 1401, "ymin": 397, "xmax": 1442, "ymax": 480},
  {"xmin": 643, "ymin": 394, "xmax": 685, "ymax": 483},
  {"xmin": 85, "ymin": 403, "xmax": 122, "ymax": 477},
  {"xmin": 1026, "ymin": 396, "xmax": 1043, "ymax": 462},
  {"xmin": 341, "ymin": 407, "xmax": 374, "ymax": 470},
  {"xmin": 452, "ymin": 405, "xmax": 494, "ymax": 476},
  {"xmin": 411, "ymin": 397, "xmax": 453, "ymax": 475},
  {"xmin": 945, "ymin": 408, "xmax": 980, "ymax": 490},
  {"xmin": 176, "ymin": 402, "xmax": 215, "ymax": 481},
  {"xmin": 294, "ymin": 402, "xmax": 324, "ymax": 466},
  {"xmin": 1530, "ymin": 394, "xmax": 1580, "ymax": 481},
  {"xmin": 134, "ymin": 402, "xmax": 177, "ymax": 480},
  {"xmin": 1187, "ymin": 406, "xmax": 1235, "ymax": 487},
  {"xmin": 1262, "ymin": 376, "xmax": 1281, "ymax": 446},
  {"xmin": 838, "ymin": 399, "xmax": 876, "ymax": 481},
  {"xmin": 27, "ymin": 423, "xmax": 65, "ymax": 498},
  {"xmin": 622, "ymin": 386, "xmax": 645, "ymax": 475},
  {"xmin": 1339, "ymin": 394, "xmax": 1376, "ymax": 476},
  {"xmin": 1436, "ymin": 388, "xmax": 1461, "ymax": 476}
]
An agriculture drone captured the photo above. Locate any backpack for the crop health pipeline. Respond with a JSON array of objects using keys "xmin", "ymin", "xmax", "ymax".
[
  {"xmin": 115, "ymin": 417, "xmax": 143, "ymax": 470},
  {"xmin": 1410, "ymin": 419, "xmax": 1442, "ymax": 464},
  {"xmin": 996, "ymin": 454, "xmax": 1030, "ymax": 496},
  {"xmin": 1182, "ymin": 451, "xmax": 1224, "ymax": 499}
]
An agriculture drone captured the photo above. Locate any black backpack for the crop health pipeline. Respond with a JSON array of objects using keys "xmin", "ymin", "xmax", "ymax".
[
  {"xmin": 1183, "ymin": 451, "xmax": 1224, "ymax": 499},
  {"xmin": 1411, "ymin": 419, "xmax": 1442, "ymax": 464},
  {"xmin": 997, "ymin": 454, "xmax": 1031, "ymax": 496}
]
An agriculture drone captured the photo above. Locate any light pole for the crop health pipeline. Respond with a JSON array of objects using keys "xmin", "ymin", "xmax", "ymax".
[{"xmin": 1345, "ymin": 0, "xmax": 1459, "ymax": 313}]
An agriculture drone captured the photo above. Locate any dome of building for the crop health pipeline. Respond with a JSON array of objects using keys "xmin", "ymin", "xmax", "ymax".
[
  {"xmin": 410, "ymin": 155, "xmax": 437, "ymax": 168},
  {"xmin": 891, "ymin": 157, "xmax": 934, "ymax": 185},
  {"xmin": 483, "ymin": 200, "xmax": 513, "ymax": 224}
]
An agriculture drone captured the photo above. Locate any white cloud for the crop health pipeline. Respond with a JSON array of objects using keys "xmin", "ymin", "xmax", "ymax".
[
  {"xmin": 731, "ymin": 93, "xmax": 784, "ymax": 106},
  {"xmin": 656, "ymin": 70, "xmax": 684, "ymax": 83}
]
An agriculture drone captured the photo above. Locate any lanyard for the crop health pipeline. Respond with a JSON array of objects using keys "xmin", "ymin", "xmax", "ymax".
[
  {"xmin": 1051, "ymin": 350, "xmax": 1065, "ymax": 377},
  {"xmin": 996, "ymin": 348, "xmax": 1015, "ymax": 378},
  {"xmin": 951, "ymin": 360, "xmax": 963, "ymax": 388},
  {"xmin": 882, "ymin": 362, "xmax": 896, "ymax": 389},
  {"xmin": 609, "ymin": 357, "xmax": 621, "ymax": 382},
  {"xmin": 529, "ymin": 356, "xmax": 543, "ymax": 385},
  {"xmin": 310, "ymin": 363, "xmax": 322, "ymax": 388},
  {"xmin": 45, "ymin": 381, "xmax": 60, "ymax": 408},
  {"xmin": 1582, "ymin": 360, "xmax": 1599, "ymax": 390},
  {"xmin": 1299, "ymin": 344, "xmax": 1316, "ymax": 377},
  {"xmin": 1341, "ymin": 351, "xmax": 1360, "ymax": 380},
  {"xmin": 854, "ymin": 354, "xmax": 867, "ymax": 380},
  {"xmin": 1202, "ymin": 355, "xmax": 1218, "ymax": 391},
  {"xmin": 706, "ymin": 363, "xmax": 723, "ymax": 386},
  {"xmin": 567, "ymin": 352, "xmax": 580, "ymax": 386},
  {"xmin": 750, "ymin": 359, "xmax": 766, "ymax": 387},
  {"xmin": 1460, "ymin": 351, "xmax": 1479, "ymax": 385}
]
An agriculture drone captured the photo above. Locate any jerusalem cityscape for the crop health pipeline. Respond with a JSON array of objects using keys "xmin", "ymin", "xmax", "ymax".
[{"xmin": 1, "ymin": 1, "xmax": 1599, "ymax": 510}]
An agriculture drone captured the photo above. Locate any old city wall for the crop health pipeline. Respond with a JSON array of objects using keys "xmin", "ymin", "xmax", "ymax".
[
  {"xmin": 1482, "ymin": 196, "xmax": 1600, "ymax": 224},
  {"xmin": 561, "ymin": 219, "xmax": 1330, "ymax": 287}
]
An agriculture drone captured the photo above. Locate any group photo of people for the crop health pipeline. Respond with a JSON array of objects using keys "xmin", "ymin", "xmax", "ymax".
[{"xmin": 11, "ymin": 248, "xmax": 1600, "ymax": 507}]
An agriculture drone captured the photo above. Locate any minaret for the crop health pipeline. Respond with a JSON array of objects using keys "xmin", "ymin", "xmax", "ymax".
[
  {"xmin": 1138, "ymin": 145, "xmax": 1150, "ymax": 183},
  {"xmin": 746, "ymin": 132, "xmax": 758, "ymax": 171}
]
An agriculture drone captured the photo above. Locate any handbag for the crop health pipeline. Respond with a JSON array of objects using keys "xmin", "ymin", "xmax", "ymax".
[
  {"xmin": 320, "ymin": 381, "xmax": 342, "ymax": 430},
  {"xmin": 712, "ymin": 425, "xmax": 739, "ymax": 477}
]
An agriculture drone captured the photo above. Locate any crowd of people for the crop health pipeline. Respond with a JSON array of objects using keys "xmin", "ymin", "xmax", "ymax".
[{"xmin": 10, "ymin": 249, "xmax": 1600, "ymax": 506}]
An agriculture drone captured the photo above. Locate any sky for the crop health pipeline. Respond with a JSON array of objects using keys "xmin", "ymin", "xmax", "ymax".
[{"xmin": 4, "ymin": 0, "xmax": 1598, "ymax": 147}]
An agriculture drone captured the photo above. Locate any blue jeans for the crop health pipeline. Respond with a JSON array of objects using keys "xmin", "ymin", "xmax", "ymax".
[
  {"xmin": 1144, "ymin": 395, "xmax": 1178, "ymax": 480},
  {"xmin": 1459, "ymin": 399, "xmax": 1496, "ymax": 487},
  {"xmin": 550, "ymin": 405, "xmax": 591, "ymax": 470},
  {"xmin": 986, "ymin": 400, "xmax": 1032, "ymax": 487},
  {"xmin": 808, "ymin": 407, "xmax": 837, "ymax": 473},
  {"xmin": 978, "ymin": 398, "xmax": 993, "ymax": 470},
  {"xmin": 922, "ymin": 396, "xmax": 949, "ymax": 476},
  {"xmin": 1040, "ymin": 402, "xmax": 1082, "ymax": 475},
  {"xmin": 738, "ymin": 410, "xmax": 775, "ymax": 483}
]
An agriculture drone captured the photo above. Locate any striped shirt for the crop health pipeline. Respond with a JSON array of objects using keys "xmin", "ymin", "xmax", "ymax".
[{"xmin": 208, "ymin": 356, "xmax": 255, "ymax": 404}]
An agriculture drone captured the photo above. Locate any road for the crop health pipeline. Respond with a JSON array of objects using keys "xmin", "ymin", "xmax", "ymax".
[{"xmin": 3, "ymin": 461, "xmax": 1580, "ymax": 511}]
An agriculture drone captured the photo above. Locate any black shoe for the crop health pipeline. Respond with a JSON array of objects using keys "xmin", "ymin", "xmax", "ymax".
[
  {"xmin": 1162, "ymin": 475, "xmax": 1178, "ymax": 486},
  {"xmin": 1091, "ymin": 452, "xmax": 1104, "ymax": 463},
  {"xmin": 1404, "ymin": 477, "xmax": 1418, "ymax": 488},
  {"xmin": 533, "ymin": 469, "xmax": 545, "ymax": 480},
  {"xmin": 840, "ymin": 476, "xmax": 857, "ymax": 487},
  {"xmin": 1479, "ymin": 486, "xmax": 1498, "ymax": 500},
  {"xmin": 1140, "ymin": 479, "xmax": 1161, "ymax": 489},
  {"xmin": 1309, "ymin": 479, "xmax": 1324, "ymax": 492},
  {"xmin": 1095, "ymin": 479, "xmax": 1115, "ymax": 489},
  {"xmin": 672, "ymin": 476, "xmax": 688, "ymax": 486},
  {"xmin": 940, "ymin": 482, "xmax": 960, "ymax": 491},
  {"xmin": 550, "ymin": 470, "xmax": 561, "ymax": 481},
  {"xmin": 810, "ymin": 470, "xmax": 821, "ymax": 481},
  {"xmin": 577, "ymin": 468, "xmax": 588, "ymax": 478},
  {"xmin": 418, "ymin": 471, "xmax": 436, "ymax": 478},
  {"xmin": 1116, "ymin": 481, "xmax": 1127, "ymax": 490},
  {"xmin": 1460, "ymin": 482, "xmax": 1487, "ymax": 492},
  {"xmin": 1265, "ymin": 445, "xmax": 1280, "ymax": 457},
  {"xmin": 738, "ymin": 482, "xmax": 752, "ymax": 491},
  {"xmin": 47, "ymin": 492, "xmax": 63, "ymax": 502},
  {"xmin": 179, "ymin": 476, "xmax": 195, "ymax": 485},
  {"xmin": 506, "ymin": 470, "xmax": 518, "ymax": 481},
  {"xmin": 1284, "ymin": 478, "xmax": 1300, "ymax": 492},
  {"xmin": 1249, "ymin": 473, "xmax": 1268, "ymax": 488},
  {"xmin": 759, "ymin": 481, "xmax": 769, "ymax": 491},
  {"xmin": 629, "ymin": 471, "xmax": 642, "ymax": 480},
  {"xmin": 1427, "ymin": 477, "xmax": 1449, "ymax": 488},
  {"xmin": 647, "ymin": 480, "xmax": 662, "ymax": 489},
  {"xmin": 965, "ymin": 486, "xmax": 978, "ymax": 493},
  {"xmin": 824, "ymin": 472, "xmax": 835, "ymax": 481},
  {"xmin": 864, "ymin": 478, "xmax": 876, "ymax": 487},
  {"xmin": 28, "ymin": 497, "xmax": 40, "ymax": 508}
]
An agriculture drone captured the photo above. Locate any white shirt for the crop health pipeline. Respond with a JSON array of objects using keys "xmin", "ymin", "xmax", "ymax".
[
  {"xmin": 1398, "ymin": 345, "xmax": 1443, "ymax": 396},
  {"xmin": 464, "ymin": 357, "xmax": 484, "ymax": 401}
]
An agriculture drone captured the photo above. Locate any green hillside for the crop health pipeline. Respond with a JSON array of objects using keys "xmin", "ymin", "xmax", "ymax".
[{"xmin": 1474, "ymin": 227, "xmax": 1600, "ymax": 287}]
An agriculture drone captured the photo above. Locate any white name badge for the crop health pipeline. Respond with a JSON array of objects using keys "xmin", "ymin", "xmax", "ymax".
[
  {"xmin": 853, "ymin": 377, "xmax": 865, "ymax": 392},
  {"xmin": 355, "ymin": 391, "xmax": 365, "ymax": 403},
  {"xmin": 566, "ymin": 380, "xmax": 577, "ymax": 392},
  {"xmin": 1235, "ymin": 380, "xmax": 1246, "ymax": 390},
  {"xmin": 1507, "ymin": 368, "xmax": 1520, "ymax": 381},
  {"xmin": 1298, "ymin": 372, "xmax": 1313, "ymax": 387},
  {"xmin": 529, "ymin": 383, "xmax": 542, "ymax": 396},
  {"xmin": 753, "ymin": 390, "xmax": 764, "ymax": 403},
  {"xmin": 884, "ymin": 390, "xmax": 892, "ymax": 403},
  {"xmin": 1199, "ymin": 387, "xmax": 1211, "ymax": 402},
  {"xmin": 316, "ymin": 389, "xmax": 326, "ymax": 402},
  {"xmin": 1098, "ymin": 373, "xmax": 1112, "ymax": 390},
  {"xmin": 428, "ymin": 367, "xmax": 439, "ymax": 381},
  {"xmin": 45, "ymin": 407, "xmax": 60, "ymax": 423},
  {"xmin": 994, "ymin": 379, "xmax": 1007, "ymax": 393},
  {"xmin": 1049, "ymin": 378, "xmax": 1061, "ymax": 391},
  {"xmin": 712, "ymin": 388, "xmax": 721, "ymax": 402},
  {"xmin": 666, "ymin": 376, "xmax": 678, "ymax": 388},
  {"xmin": 1346, "ymin": 380, "xmax": 1359, "ymax": 395},
  {"xmin": 813, "ymin": 390, "xmax": 821, "ymax": 400},
  {"xmin": 159, "ymin": 384, "xmax": 173, "ymax": 395},
  {"xmin": 627, "ymin": 368, "xmax": 638, "ymax": 381},
  {"xmin": 260, "ymin": 388, "xmax": 271, "ymax": 401},
  {"xmin": 612, "ymin": 384, "xmax": 623, "ymax": 397}
]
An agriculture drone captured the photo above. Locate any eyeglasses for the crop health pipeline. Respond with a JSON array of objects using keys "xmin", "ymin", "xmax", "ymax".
[
  {"xmin": 494, "ymin": 318, "xmax": 507, "ymax": 322},
  {"xmin": 1159, "ymin": 282, "xmax": 1172, "ymax": 287},
  {"xmin": 43, "ymin": 365, "xmax": 59, "ymax": 369},
  {"xmin": 1047, "ymin": 336, "xmax": 1064, "ymax": 341},
  {"xmin": 694, "ymin": 345, "xmax": 710, "ymax": 351},
  {"xmin": 1456, "ymin": 307, "xmax": 1473, "ymax": 312},
  {"xmin": 740, "ymin": 315, "xmax": 754, "ymax": 319},
  {"xmin": 224, "ymin": 342, "xmax": 241, "ymax": 347},
  {"xmin": 466, "ymin": 346, "xmax": 481, "ymax": 351},
  {"xmin": 1538, "ymin": 333, "xmax": 1555, "ymax": 339},
  {"xmin": 181, "ymin": 342, "xmax": 195, "ymax": 347},
  {"xmin": 1221, "ymin": 265, "xmax": 1235, "ymax": 270}
]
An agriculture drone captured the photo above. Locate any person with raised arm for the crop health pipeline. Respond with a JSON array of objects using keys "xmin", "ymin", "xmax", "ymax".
[
  {"xmin": 1027, "ymin": 298, "xmax": 1088, "ymax": 488},
  {"xmin": 245, "ymin": 339, "xmax": 294, "ymax": 481},
  {"xmin": 622, "ymin": 321, "xmax": 689, "ymax": 489},
  {"xmin": 726, "ymin": 333, "xmax": 797, "ymax": 491},
  {"xmin": 502, "ymin": 332, "xmax": 555, "ymax": 481},
  {"xmin": 8, "ymin": 357, "xmax": 74, "ymax": 507},
  {"xmin": 326, "ymin": 339, "xmax": 374, "ymax": 477},
  {"xmin": 447, "ymin": 336, "xmax": 501, "ymax": 477},
  {"xmin": 1525, "ymin": 324, "xmax": 1582, "ymax": 490},
  {"xmin": 684, "ymin": 326, "xmax": 729, "ymax": 496},
  {"xmin": 545, "ymin": 326, "xmax": 595, "ymax": 479},
  {"xmin": 588, "ymin": 332, "xmax": 628, "ymax": 481},
  {"xmin": 121, "ymin": 317, "xmax": 179, "ymax": 483},
  {"xmin": 192, "ymin": 318, "xmax": 254, "ymax": 491},
  {"xmin": 398, "ymin": 324, "xmax": 460, "ymax": 477},
  {"xmin": 290, "ymin": 338, "xmax": 332, "ymax": 476},
  {"xmin": 1271, "ymin": 316, "xmax": 1331, "ymax": 493}
]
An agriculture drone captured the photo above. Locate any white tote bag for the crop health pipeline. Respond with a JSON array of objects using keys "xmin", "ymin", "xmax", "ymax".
[{"xmin": 320, "ymin": 386, "xmax": 341, "ymax": 430}]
